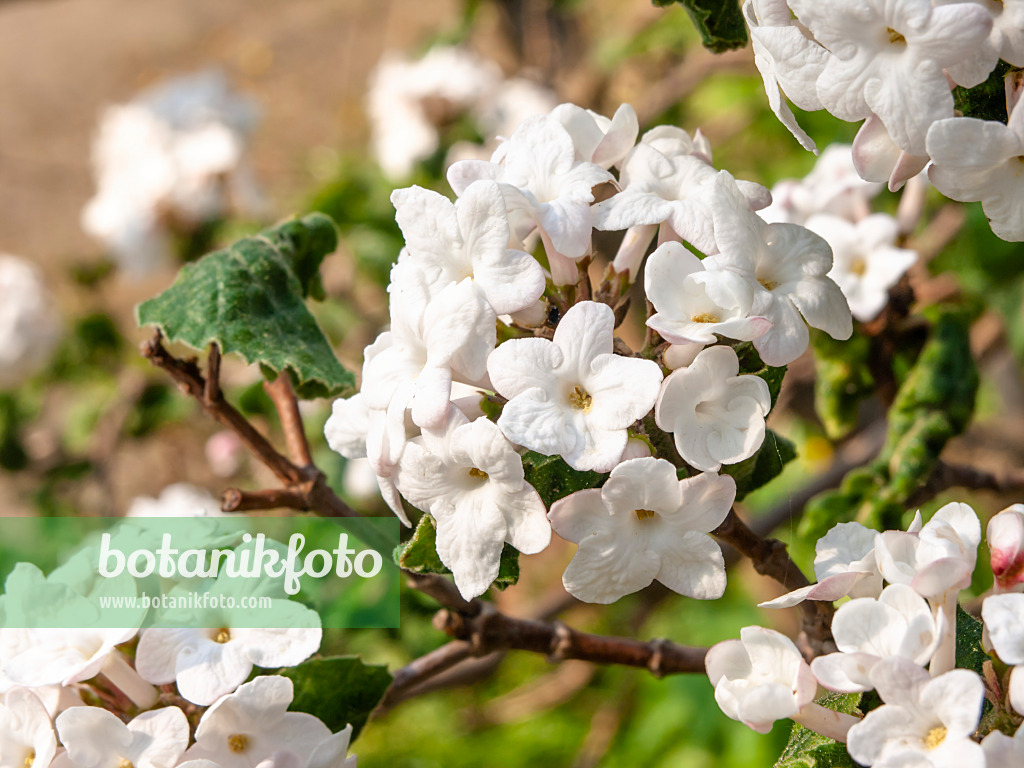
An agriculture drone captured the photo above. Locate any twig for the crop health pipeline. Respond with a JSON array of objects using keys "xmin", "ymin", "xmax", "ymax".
[
  {"xmin": 264, "ymin": 374, "xmax": 313, "ymax": 467},
  {"xmin": 377, "ymin": 641, "xmax": 474, "ymax": 710},
  {"xmin": 713, "ymin": 508, "xmax": 834, "ymax": 656},
  {"xmin": 204, "ymin": 343, "xmax": 221, "ymax": 405},
  {"xmin": 141, "ymin": 331, "xmax": 358, "ymax": 518},
  {"xmin": 221, "ymin": 487, "xmax": 310, "ymax": 512},
  {"xmin": 906, "ymin": 460, "xmax": 1024, "ymax": 508}
]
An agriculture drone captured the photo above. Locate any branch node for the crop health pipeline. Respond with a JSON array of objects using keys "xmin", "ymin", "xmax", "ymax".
[{"xmin": 548, "ymin": 621, "xmax": 573, "ymax": 662}]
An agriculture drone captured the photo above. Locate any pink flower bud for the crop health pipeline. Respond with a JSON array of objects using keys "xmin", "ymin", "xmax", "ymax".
[{"xmin": 989, "ymin": 504, "xmax": 1024, "ymax": 592}]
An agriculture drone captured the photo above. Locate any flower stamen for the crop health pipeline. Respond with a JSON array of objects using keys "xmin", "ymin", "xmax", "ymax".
[
  {"xmin": 228, "ymin": 734, "xmax": 250, "ymax": 753},
  {"xmin": 568, "ymin": 385, "xmax": 593, "ymax": 412},
  {"xmin": 849, "ymin": 257, "xmax": 867, "ymax": 276},
  {"xmin": 213, "ymin": 628, "xmax": 232, "ymax": 644},
  {"xmin": 887, "ymin": 27, "xmax": 906, "ymax": 44},
  {"xmin": 468, "ymin": 467, "xmax": 489, "ymax": 480},
  {"xmin": 758, "ymin": 278, "xmax": 778, "ymax": 291},
  {"xmin": 24, "ymin": 751, "xmax": 35, "ymax": 768},
  {"xmin": 691, "ymin": 313, "xmax": 720, "ymax": 323},
  {"xmin": 634, "ymin": 508, "xmax": 656, "ymax": 521},
  {"xmin": 118, "ymin": 760, "xmax": 134, "ymax": 768},
  {"xmin": 924, "ymin": 725, "xmax": 947, "ymax": 750}
]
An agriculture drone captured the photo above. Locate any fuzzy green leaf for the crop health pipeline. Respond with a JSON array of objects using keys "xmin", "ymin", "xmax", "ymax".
[
  {"xmin": 775, "ymin": 692, "xmax": 860, "ymax": 768},
  {"xmin": 955, "ymin": 603, "xmax": 988, "ymax": 676},
  {"xmin": 723, "ymin": 429, "xmax": 797, "ymax": 501},
  {"xmin": 520, "ymin": 451, "xmax": 606, "ymax": 508},
  {"xmin": 279, "ymin": 656, "xmax": 392, "ymax": 740},
  {"xmin": 652, "ymin": 0, "xmax": 748, "ymax": 53},
  {"xmin": 136, "ymin": 214, "xmax": 354, "ymax": 399}
]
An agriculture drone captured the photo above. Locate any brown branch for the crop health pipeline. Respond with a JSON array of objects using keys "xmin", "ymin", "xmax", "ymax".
[
  {"xmin": 906, "ymin": 460, "xmax": 1024, "ymax": 508},
  {"xmin": 377, "ymin": 641, "xmax": 474, "ymax": 710},
  {"xmin": 264, "ymin": 374, "xmax": 313, "ymax": 467},
  {"xmin": 140, "ymin": 331, "xmax": 358, "ymax": 518},
  {"xmin": 221, "ymin": 487, "xmax": 310, "ymax": 512},
  {"xmin": 714, "ymin": 508, "xmax": 835, "ymax": 656},
  {"xmin": 204, "ymin": 343, "xmax": 221, "ymax": 404}
]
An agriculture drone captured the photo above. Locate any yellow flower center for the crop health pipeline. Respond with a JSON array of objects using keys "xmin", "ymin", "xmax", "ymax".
[
  {"xmin": 228, "ymin": 734, "xmax": 250, "ymax": 753},
  {"xmin": 118, "ymin": 760, "xmax": 134, "ymax": 768},
  {"xmin": 468, "ymin": 467, "xmax": 489, "ymax": 480},
  {"xmin": 758, "ymin": 279, "xmax": 778, "ymax": 291},
  {"xmin": 213, "ymin": 628, "xmax": 232, "ymax": 644},
  {"xmin": 887, "ymin": 27, "xmax": 906, "ymax": 44},
  {"xmin": 924, "ymin": 725, "xmax": 947, "ymax": 750},
  {"xmin": 849, "ymin": 257, "xmax": 868, "ymax": 276},
  {"xmin": 568, "ymin": 385, "xmax": 593, "ymax": 412},
  {"xmin": 634, "ymin": 509, "xmax": 657, "ymax": 521},
  {"xmin": 24, "ymin": 751, "xmax": 35, "ymax": 768},
  {"xmin": 691, "ymin": 313, "xmax": 720, "ymax": 323}
]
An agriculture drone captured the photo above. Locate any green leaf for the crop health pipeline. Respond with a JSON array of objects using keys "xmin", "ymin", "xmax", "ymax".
[
  {"xmin": 394, "ymin": 514, "xmax": 523, "ymax": 590},
  {"xmin": 955, "ymin": 603, "xmax": 987, "ymax": 676},
  {"xmin": 723, "ymin": 429, "xmax": 797, "ymax": 501},
  {"xmin": 652, "ymin": 0, "xmax": 748, "ymax": 53},
  {"xmin": 735, "ymin": 341, "xmax": 787, "ymax": 411},
  {"xmin": 279, "ymin": 656, "xmax": 392, "ymax": 740},
  {"xmin": 775, "ymin": 692, "xmax": 860, "ymax": 768},
  {"xmin": 953, "ymin": 60, "xmax": 1012, "ymax": 123},
  {"xmin": 520, "ymin": 451, "xmax": 606, "ymax": 508},
  {"xmin": 136, "ymin": 214, "xmax": 354, "ymax": 399}
]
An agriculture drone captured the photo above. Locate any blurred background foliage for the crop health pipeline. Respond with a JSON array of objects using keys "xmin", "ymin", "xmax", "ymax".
[{"xmin": 2, "ymin": 0, "xmax": 1023, "ymax": 765}]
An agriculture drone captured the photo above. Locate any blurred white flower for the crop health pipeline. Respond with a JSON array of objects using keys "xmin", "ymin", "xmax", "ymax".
[
  {"xmin": 395, "ymin": 407, "xmax": 549, "ymax": 600},
  {"xmin": 655, "ymin": 345, "xmax": 770, "ymax": 473},
  {"xmin": 810, "ymin": 584, "xmax": 943, "ymax": 692},
  {"xmin": 487, "ymin": 301, "xmax": 663, "ymax": 472},
  {"xmin": 705, "ymin": 626, "xmax": 818, "ymax": 734},
  {"xmin": 805, "ymin": 213, "xmax": 917, "ymax": 322},
  {"xmin": 982, "ymin": 592, "xmax": 1024, "ymax": 715},
  {"xmin": 82, "ymin": 70, "xmax": 262, "ymax": 275},
  {"xmin": 548, "ymin": 460, "xmax": 733, "ymax": 603},
  {"xmin": 126, "ymin": 482, "xmax": 223, "ymax": 518},
  {"xmin": 846, "ymin": 657, "xmax": 985, "ymax": 768},
  {"xmin": 988, "ymin": 504, "xmax": 1024, "ymax": 593},
  {"xmin": 0, "ymin": 255, "xmax": 61, "ymax": 390},
  {"xmin": 0, "ymin": 688, "xmax": 56, "ymax": 768},
  {"xmin": 982, "ymin": 721, "xmax": 1024, "ymax": 768}
]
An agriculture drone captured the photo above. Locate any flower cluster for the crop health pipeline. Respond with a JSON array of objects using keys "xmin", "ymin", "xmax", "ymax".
[
  {"xmin": 745, "ymin": 0, "xmax": 1024, "ymax": 241},
  {"xmin": 82, "ymin": 70, "xmax": 264, "ymax": 275},
  {"xmin": 326, "ymin": 100, "xmax": 853, "ymax": 600},
  {"xmin": 708, "ymin": 501, "xmax": 1024, "ymax": 767}
]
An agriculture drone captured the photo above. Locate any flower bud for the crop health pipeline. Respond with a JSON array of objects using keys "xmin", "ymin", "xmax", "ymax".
[{"xmin": 989, "ymin": 504, "xmax": 1024, "ymax": 592}]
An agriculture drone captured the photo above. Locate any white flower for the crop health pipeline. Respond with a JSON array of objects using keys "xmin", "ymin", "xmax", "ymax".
[
  {"xmin": 874, "ymin": 502, "xmax": 981, "ymax": 599},
  {"xmin": 760, "ymin": 520, "xmax": 883, "ymax": 608},
  {"xmin": 549, "ymin": 102, "xmax": 638, "ymax": 169},
  {"xmin": 982, "ymin": 593, "xmax": 1024, "ymax": 715},
  {"xmin": 472, "ymin": 77, "xmax": 558, "ymax": 144},
  {"xmin": 0, "ymin": 256, "xmax": 61, "ymax": 390},
  {"xmin": 56, "ymin": 706, "xmax": 189, "ymax": 768},
  {"xmin": 934, "ymin": 0, "xmax": 1024, "ymax": 85},
  {"xmin": 644, "ymin": 242, "xmax": 771, "ymax": 345},
  {"xmin": 742, "ymin": 0, "xmax": 829, "ymax": 152},
  {"xmin": 927, "ymin": 99, "xmax": 1024, "ymax": 242},
  {"xmin": 846, "ymin": 657, "xmax": 985, "ymax": 768},
  {"xmin": 811, "ymin": 584, "xmax": 943, "ymax": 693},
  {"xmin": 183, "ymin": 676, "xmax": 332, "ymax": 768},
  {"xmin": 448, "ymin": 114, "xmax": 613, "ymax": 285},
  {"xmin": 394, "ymin": 407, "xmax": 550, "ymax": 600},
  {"xmin": 548, "ymin": 460, "xmax": 733, "ymax": 602},
  {"xmin": 705, "ymin": 626, "xmax": 818, "ymax": 734},
  {"xmin": 988, "ymin": 504, "xmax": 1024, "ymax": 592},
  {"xmin": 851, "ymin": 114, "xmax": 930, "ymax": 193},
  {"xmin": 0, "ymin": 688, "xmax": 56, "ymax": 768},
  {"xmin": 126, "ymin": 482, "xmax": 223, "ymax": 517},
  {"xmin": 788, "ymin": 0, "xmax": 993, "ymax": 155},
  {"xmin": 655, "ymin": 345, "xmax": 771, "ymax": 473},
  {"xmin": 3, "ymin": 628, "xmax": 137, "ymax": 688},
  {"xmin": 390, "ymin": 180, "xmax": 546, "ymax": 317},
  {"xmin": 307, "ymin": 725, "xmax": 358, "ymax": 768},
  {"xmin": 487, "ymin": 301, "xmax": 662, "ymax": 472},
  {"xmin": 135, "ymin": 625, "xmax": 321, "ymax": 706},
  {"xmin": 982, "ymin": 722, "xmax": 1024, "ymax": 768},
  {"xmin": 705, "ymin": 172, "xmax": 852, "ymax": 366},
  {"xmin": 367, "ymin": 46, "xmax": 501, "ymax": 179},
  {"xmin": 360, "ymin": 257, "xmax": 493, "ymax": 430},
  {"xmin": 805, "ymin": 213, "xmax": 917, "ymax": 322}
]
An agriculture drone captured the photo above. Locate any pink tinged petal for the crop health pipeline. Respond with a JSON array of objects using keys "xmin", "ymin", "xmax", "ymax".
[
  {"xmin": 989, "ymin": 505, "xmax": 1024, "ymax": 589},
  {"xmin": 853, "ymin": 115, "xmax": 905, "ymax": 183},
  {"xmin": 736, "ymin": 683, "xmax": 801, "ymax": 732},
  {"xmin": 814, "ymin": 521, "xmax": 879, "ymax": 579},
  {"xmin": 926, "ymin": 669, "xmax": 986, "ymax": 738},
  {"xmin": 705, "ymin": 638, "xmax": 752, "ymax": 686},
  {"xmin": 910, "ymin": 558, "xmax": 973, "ymax": 597},
  {"xmin": 432, "ymin": 496, "xmax": 508, "ymax": 600},
  {"xmin": 600, "ymin": 457, "xmax": 682, "ymax": 516},
  {"xmin": 811, "ymin": 651, "xmax": 879, "ymax": 693},
  {"xmin": 982, "ymin": 593, "xmax": 1024, "ymax": 664},
  {"xmin": 739, "ymin": 626, "xmax": 806, "ymax": 684},
  {"xmin": 654, "ymin": 529, "xmax": 727, "ymax": 599},
  {"xmin": 758, "ymin": 571, "xmax": 866, "ymax": 609},
  {"xmin": 487, "ymin": 336, "xmax": 562, "ymax": 399},
  {"xmin": 548, "ymin": 488, "xmax": 611, "ymax": 544},
  {"xmin": 561, "ymin": 528, "xmax": 658, "ymax": 604}
]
